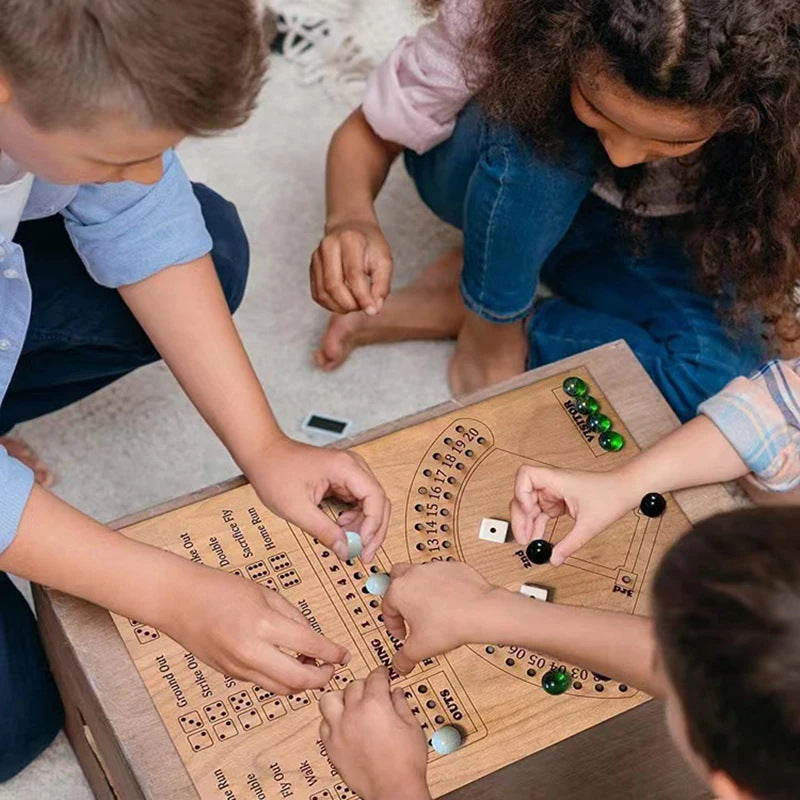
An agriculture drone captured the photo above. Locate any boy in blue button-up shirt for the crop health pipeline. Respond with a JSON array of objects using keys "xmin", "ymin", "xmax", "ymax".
[{"xmin": 0, "ymin": 0, "xmax": 390, "ymax": 779}]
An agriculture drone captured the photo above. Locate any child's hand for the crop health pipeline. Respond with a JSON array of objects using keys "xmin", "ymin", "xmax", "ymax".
[
  {"xmin": 382, "ymin": 562, "xmax": 496, "ymax": 674},
  {"xmin": 247, "ymin": 436, "xmax": 390, "ymax": 563},
  {"xmin": 510, "ymin": 466, "xmax": 636, "ymax": 565},
  {"xmin": 319, "ymin": 668, "xmax": 431, "ymax": 800},
  {"xmin": 161, "ymin": 563, "xmax": 350, "ymax": 694},
  {"xmin": 310, "ymin": 221, "xmax": 393, "ymax": 316}
]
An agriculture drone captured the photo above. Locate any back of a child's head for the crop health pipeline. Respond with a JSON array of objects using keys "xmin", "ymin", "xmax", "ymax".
[
  {"xmin": 0, "ymin": 0, "xmax": 267, "ymax": 134},
  {"xmin": 653, "ymin": 508, "xmax": 800, "ymax": 800}
]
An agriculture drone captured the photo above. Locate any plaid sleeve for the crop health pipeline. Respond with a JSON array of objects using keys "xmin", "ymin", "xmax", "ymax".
[{"xmin": 698, "ymin": 359, "xmax": 800, "ymax": 492}]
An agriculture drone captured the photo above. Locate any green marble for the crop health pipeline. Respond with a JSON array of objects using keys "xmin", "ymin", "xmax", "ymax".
[
  {"xmin": 588, "ymin": 412, "xmax": 612, "ymax": 433},
  {"xmin": 599, "ymin": 431, "xmax": 625, "ymax": 452},
  {"xmin": 575, "ymin": 395, "xmax": 600, "ymax": 416},
  {"xmin": 542, "ymin": 668, "xmax": 572, "ymax": 696},
  {"xmin": 562, "ymin": 376, "xmax": 589, "ymax": 397}
]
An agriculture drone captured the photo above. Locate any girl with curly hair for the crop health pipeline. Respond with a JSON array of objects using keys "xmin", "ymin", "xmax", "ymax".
[{"xmin": 309, "ymin": 0, "xmax": 800, "ymax": 421}]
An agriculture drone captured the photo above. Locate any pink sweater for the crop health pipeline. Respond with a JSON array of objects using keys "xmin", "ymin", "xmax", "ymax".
[{"xmin": 363, "ymin": 0, "xmax": 478, "ymax": 155}]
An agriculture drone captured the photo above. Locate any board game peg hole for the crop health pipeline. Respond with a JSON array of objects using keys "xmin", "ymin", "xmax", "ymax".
[
  {"xmin": 573, "ymin": 682, "xmax": 582, "ymax": 690},
  {"xmin": 432, "ymin": 452, "xmax": 442, "ymax": 461},
  {"xmin": 485, "ymin": 646, "xmax": 495, "ymax": 654},
  {"xmin": 414, "ymin": 503, "xmax": 424, "ymax": 512},
  {"xmin": 527, "ymin": 669, "xmax": 537, "ymax": 678},
  {"xmin": 416, "ymin": 543, "xmax": 425, "ymax": 551},
  {"xmin": 418, "ymin": 487, "xmax": 427, "ymax": 494},
  {"xmin": 455, "ymin": 425, "xmax": 465, "ymax": 433},
  {"xmin": 414, "ymin": 523, "xmax": 424, "ymax": 531},
  {"xmin": 423, "ymin": 468, "xmax": 432, "ymax": 476},
  {"xmin": 465, "ymin": 449, "xmax": 474, "ymax": 457},
  {"xmin": 444, "ymin": 437, "xmax": 453, "ymax": 445}
]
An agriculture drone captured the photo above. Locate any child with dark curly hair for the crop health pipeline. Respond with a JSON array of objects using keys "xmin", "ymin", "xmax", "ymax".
[{"xmin": 310, "ymin": 0, "xmax": 800, "ymax": 421}]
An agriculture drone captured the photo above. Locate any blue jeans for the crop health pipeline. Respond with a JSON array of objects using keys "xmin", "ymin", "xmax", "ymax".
[
  {"xmin": 0, "ymin": 183, "xmax": 249, "ymax": 781},
  {"xmin": 405, "ymin": 103, "xmax": 764, "ymax": 421}
]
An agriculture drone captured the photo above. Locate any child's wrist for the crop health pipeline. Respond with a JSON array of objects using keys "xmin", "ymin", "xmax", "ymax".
[
  {"xmin": 468, "ymin": 586, "xmax": 517, "ymax": 644},
  {"xmin": 325, "ymin": 207, "xmax": 378, "ymax": 233}
]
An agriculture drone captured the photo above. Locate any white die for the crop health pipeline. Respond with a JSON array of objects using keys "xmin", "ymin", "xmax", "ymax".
[{"xmin": 478, "ymin": 518, "xmax": 509, "ymax": 544}]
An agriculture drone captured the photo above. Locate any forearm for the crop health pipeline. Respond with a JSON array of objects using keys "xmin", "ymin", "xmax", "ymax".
[
  {"xmin": 614, "ymin": 416, "xmax": 749, "ymax": 504},
  {"xmin": 120, "ymin": 255, "xmax": 281, "ymax": 474},
  {"xmin": 0, "ymin": 486, "xmax": 193, "ymax": 627},
  {"xmin": 326, "ymin": 108, "xmax": 402, "ymax": 229},
  {"xmin": 477, "ymin": 589, "xmax": 665, "ymax": 698}
]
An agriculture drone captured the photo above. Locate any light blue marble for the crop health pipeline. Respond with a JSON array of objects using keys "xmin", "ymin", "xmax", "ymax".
[
  {"xmin": 430, "ymin": 726, "xmax": 462, "ymax": 755},
  {"xmin": 365, "ymin": 573, "xmax": 391, "ymax": 596},
  {"xmin": 345, "ymin": 531, "xmax": 363, "ymax": 560}
]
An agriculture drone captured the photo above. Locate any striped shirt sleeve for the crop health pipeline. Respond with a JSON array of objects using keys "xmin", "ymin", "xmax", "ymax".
[{"xmin": 698, "ymin": 359, "xmax": 800, "ymax": 492}]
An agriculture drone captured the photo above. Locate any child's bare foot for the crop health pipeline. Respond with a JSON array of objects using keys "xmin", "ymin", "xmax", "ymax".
[
  {"xmin": 0, "ymin": 436, "xmax": 55, "ymax": 487},
  {"xmin": 314, "ymin": 249, "xmax": 465, "ymax": 371},
  {"xmin": 448, "ymin": 311, "xmax": 529, "ymax": 397}
]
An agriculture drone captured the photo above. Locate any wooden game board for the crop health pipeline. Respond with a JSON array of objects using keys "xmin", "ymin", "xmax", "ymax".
[
  {"xmin": 108, "ymin": 366, "xmax": 698, "ymax": 800},
  {"xmin": 34, "ymin": 342, "xmax": 734, "ymax": 800}
]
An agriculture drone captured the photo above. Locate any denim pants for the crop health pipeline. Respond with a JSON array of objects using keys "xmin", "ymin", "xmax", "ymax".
[
  {"xmin": 0, "ymin": 184, "xmax": 249, "ymax": 781},
  {"xmin": 405, "ymin": 103, "xmax": 764, "ymax": 422}
]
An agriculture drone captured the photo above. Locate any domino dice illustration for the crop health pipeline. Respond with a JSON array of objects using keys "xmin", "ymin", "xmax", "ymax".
[
  {"xmin": 203, "ymin": 701, "xmax": 228, "ymax": 724},
  {"xmin": 213, "ymin": 719, "xmax": 238, "ymax": 741},
  {"xmin": 178, "ymin": 711, "xmax": 204, "ymax": 733},
  {"xmin": 187, "ymin": 730, "xmax": 213, "ymax": 752},
  {"xmin": 228, "ymin": 690, "xmax": 253, "ymax": 712}
]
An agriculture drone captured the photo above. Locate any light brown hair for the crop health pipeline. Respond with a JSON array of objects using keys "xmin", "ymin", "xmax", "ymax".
[{"xmin": 0, "ymin": 0, "xmax": 268, "ymax": 134}]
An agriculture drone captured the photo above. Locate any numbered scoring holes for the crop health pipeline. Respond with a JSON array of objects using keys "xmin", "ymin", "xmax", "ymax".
[
  {"xmin": 203, "ymin": 701, "xmax": 228, "ymax": 723},
  {"xmin": 187, "ymin": 730, "xmax": 213, "ymax": 752},
  {"xmin": 238, "ymin": 708, "xmax": 263, "ymax": 731},
  {"xmin": 228, "ymin": 690, "xmax": 253, "ymax": 712},
  {"xmin": 268, "ymin": 552, "xmax": 293, "ymax": 572},
  {"xmin": 213, "ymin": 719, "xmax": 238, "ymax": 742},
  {"xmin": 178, "ymin": 711, "xmax": 204, "ymax": 733}
]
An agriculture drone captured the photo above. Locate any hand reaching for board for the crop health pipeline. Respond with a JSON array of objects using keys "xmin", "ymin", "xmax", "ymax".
[
  {"xmin": 158, "ymin": 561, "xmax": 350, "ymax": 695},
  {"xmin": 381, "ymin": 562, "xmax": 497, "ymax": 675},
  {"xmin": 510, "ymin": 465, "xmax": 635, "ymax": 566}
]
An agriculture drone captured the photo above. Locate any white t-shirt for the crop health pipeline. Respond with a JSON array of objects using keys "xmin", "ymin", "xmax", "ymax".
[{"xmin": 0, "ymin": 153, "xmax": 33, "ymax": 240}]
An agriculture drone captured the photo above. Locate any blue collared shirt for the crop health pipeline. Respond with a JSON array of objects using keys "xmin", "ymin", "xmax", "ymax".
[{"xmin": 0, "ymin": 149, "xmax": 211, "ymax": 554}]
